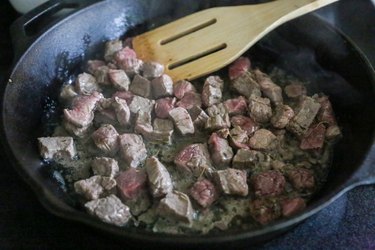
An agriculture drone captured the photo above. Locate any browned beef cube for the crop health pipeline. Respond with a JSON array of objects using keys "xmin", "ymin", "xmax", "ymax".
[
  {"xmin": 174, "ymin": 143, "xmax": 213, "ymax": 177},
  {"xmin": 176, "ymin": 91, "xmax": 202, "ymax": 110},
  {"xmin": 116, "ymin": 168, "xmax": 147, "ymax": 200},
  {"xmin": 325, "ymin": 125, "xmax": 342, "ymax": 140},
  {"xmin": 248, "ymin": 96, "xmax": 272, "ymax": 123},
  {"xmin": 104, "ymin": 39, "xmax": 123, "ymax": 61},
  {"xmin": 249, "ymin": 129, "xmax": 277, "ymax": 150},
  {"xmin": 281, "ymin": 197, "xmax": 306, "ymax": 217},
  {"xmin": 252, "ymin": 170, "xmax": 285, "ymax": 197},
  {"xmin": 169, "ymin": 107, "xmax": 195, "ymax": 135},
  {"xmin": 94, "ymin": 65, "xmax": 110, "ymax": 85},
  {"xmin": 208, "ymin": 132, "xmax": 233, "ymax": 168},
  {"xmin": 316, "ymin": 95, "xmax": 337, "ymax": 125},
  {"xmin": 205, "ymin": 114, "xmax": 231, "ymax": 131},
  {"xmin": 130, "ymin": 74, "xmax": 152, "ymax": 99},
  {"xmin": 231, "ymin": 71, "xmax": 261, "ymax": 98},
  {"xmin": 152, "ymin": 74, "xmax": 174, "ymax": 99},
  {"xmin": 287, "ymin": 168, "xmax": 315, "ymax": 191},
  {"xmin": 59, "ymin": 85, "xmax": 78, "ymax": 105},
  {"xmin": 63, "ymin": 121, "xmax": 91, "ymax": 138},
  {"xmin": 112, "ymin": 97, "xmax": 130, "ymax": 126},
  {"xmin": 206, "ymin": 103, "xmax": 227, "ymax": 117},
  {"xmin": 188, "ymin": 106, "xmax": 209, "ymax": 128},
  {"xmin": 228, "ymin": 56, "xmax": 251, "ymax": 80},
  {"xmin": 158, "ymin": 190, "xmax": 194, "ymax": 224},
  {"xmin": 174, "ymin": 80, "xmax": 196, "ymax": 99},
  {"xmin": 75, "ymin": 73, "xmax": 101, "ymax": 95},
  {"xmin": 118, "ymin": 58, "xmax": 143, "ymax": 77},
  {"xmin": 142, "ymin": 61, "xmax": 164, "ymax": 78},
  {"xmin": 87, "ymin": 60, "xmax": 106, "ymax": 74},
  {"xmin": 95, "ymin": 104, "xmax": 117, "ymax": 126},
  {"xmin": 284, "ymin": 83, "xmax": 306, "ymax": 99},
  {"xmin": 85, "ymin": 194, "xmax": 131, "ymax": 226},
  {"xmin": 232, "ymin": 149, "xmax": 265, "ymax": 169},
  {"xmin": 155, "ymin": 97, "xmax": 176, "ymax": 119},
  {"xmin": 287, "ymin": 96, "xmax": 321, "ymax": 136},
  {"xmin": 202, "ymin": 76, "xmax": 224, "ymax": 107},
  {"xmin": 134, "ymin": 111, "xmax": 153, "ymax": 136},
  {"xmin": 254, "ymin": 68, "xmax": 283, "ymax": 104},
  {"xmin": 300, "ymin": 123, "xmax": 326, "ymax": 150},
  {"xmin": 114, "ymin": 46, "xmax": 136, "ymax": 64},
  {"xmin": 112, "ymin": 90, "xmax": 134, "ymax": 105},
  {"xmin": 229, "ymin": 126, "xmax": 249, "ymax": 150},
  {"xmin": 249, "ymin": 198, "xmax": 281, "ymax": 225},
  {"xmin": 108, "ymin": 69, "xmax": 130, "ymax": 91},
  {"xmin": 128, "ymin": 95, "xmax": 154, "ymax": 115},
  {"xmin": 213, "ymin": 168, "xmax": 248, "ymax": 196},
  {"xmin": 38, "ymin": 137, "xmax": 76, "ymax": 160},
  {"xmin": 118, "ymin": 133, "xmax": 147, "ymax": 168},
  {"xmin": 150, "ymin": 118, "xmax": 174, "ymax": 144},
  {"xmin": 190, "ymin": 179, "xmax": 219, "ymax": 208},
  {"xmin": 64, "ymin": 91, "xmax": 103, "ymax": 128},
  {"xmin": 271, "ymin": 104, "xmax": 295, "ymax": 129},
  {"xmin": 230, "ymin": 115, "xmax": 259, "ymax": 135},
  {"xmin": 74, "ymin": 175, "xmax": 116, "ymax": 200},
  {"xmin": 92, "ymin": 124, "xmax": 119, "ymax": 155},
  {"xmin": 91, "ymin": 157, "xmax": 119, "ymax": 178},
  {"xmin": 224, "ymin": 96, "xmax": 248, "ymax": 116},
  {"xmin": 145, "ymin": 156, "xmax": 173, "ymax": 197}
]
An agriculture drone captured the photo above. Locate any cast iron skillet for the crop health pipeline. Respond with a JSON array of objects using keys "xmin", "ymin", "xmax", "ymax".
[{"xmin": 1, "ymin": 0, "xmax": 375, "ymax": 248}]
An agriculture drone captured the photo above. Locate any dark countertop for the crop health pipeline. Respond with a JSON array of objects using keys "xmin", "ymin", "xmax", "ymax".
[{"xmin": 0, "ymin": 0, "xmax": 375, "ymax": 249}]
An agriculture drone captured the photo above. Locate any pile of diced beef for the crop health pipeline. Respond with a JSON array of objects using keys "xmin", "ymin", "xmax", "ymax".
[{"xmin": 38, "ymin": 37, "xmax": 341, "ymax": 232}]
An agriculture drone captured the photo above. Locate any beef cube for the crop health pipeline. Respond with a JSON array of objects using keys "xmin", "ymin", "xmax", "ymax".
[
  {"xmin": 271, "ymin": 104, "xmax": 295, "ymax": 129},
  {"xmin": 174, "ymin": 143, "xmax": 213, "ymax": 177},
  {"xmin": 112, "ymin": 97, "xmax": 131, "ymax": 126},
  {"xmin": 116, "ymin": 168, "xmax": 147, "ymax": 200},
  {"xmin": 190, "ymin": 179, "xmax": 219, "ymax": 208},
  {"xmin": 135, "ymin": 111, "xmax": 153, "ymax": 135},
  {"xmin": 85, "ymin": 194, "xmax": 131, "ymax": 226},
  {"xmin": 130, "ymin": 74, "xmax": 152, "ymax": 98},
  {"xmin": 145, "ymin": 118, "xmax": 174, "ymax": 145},
  {"xmin": 188, "ymin": 106, "xmax": 209, "ymax": 128},
  {"xmin": 316, "ymin": 95, "xmax": 337, "ymax": 125},
  {"xmin": 252, "ymin": 170, "xmax": 285, "ymax": 197},
  {"xmin": 284, "ymin": 83, "xmax": 307, "ymax": 99},
  {"xmin": 229, "ymin": 126, "xmax": 249, "ymax": 150},
  {"xmin": 60, "ymin": 84, "xmax": 77, "ymax": 104},
  {"xmin": 248, "ymin": 96, "xmax": 272, "ymax": 123},
  {"xmin": 176, "ymin": 91, "xmax": 202, "ymax": 110},
  {"xmin": 118, "ymin": 133, "xmax": 147, "ymax": 168},
  {"xmin": 104, "ymin": 39, "xmax": 123, "ymax": 61},
  {"xmin": 202, "ymin": 76, "xmax": 224, "ymax": 107},
  {"xmin": 128, "ymin": 95, "xmax": 154, "ymax": 115},
  {"xmin": 64, "ymin": 91, "xmax": 103, "ymax": 128},
  {"xmin": 231, "ymin": 115, "xmax": 259, "ymax": 135},
  {"xmin": 271, "ymin": 160, "xmax": 286, "ymax": 171},
  {"xmin": 75, "ymin": 73, "xmax": 101, "ymax": 95},
  {"xmin": 108, "ymin": 69, "xmax": 130, "ymax": 91},
  {"xmin": 87, "ymin": 60, "xmax": 106, "ymax": 74},
  {"xmin": 228, "ymin": 56, "xmax": 251, "ymax": 80},
  {"xmin": 38, "ymin": 137, "xmax": 76, "ymax": 160},
  {"xmin": 145, "ymin": 156, "xmax": 173, "ymax": 197},
  {"xmin": 231, "ymin": 71, "xmax": 261, "ymax": 98},
  {"xmin": 232, "ymin": 149, "xmax": 265, "ymax": 169},
  {"xmin": 287, "ymin": 96, "xmax": 321, "ymax": 136},
  {"xmin": 95, "ymin": 104, "xmax": 117, "ymax": 125},
  {"xmin": 326, "ymin": 125, "xmax": 342, "ymax": 140},
  {"xmin": 208, "ymin": 133, "xmax": 233, "ymax": 168},
  {"xmin": 94, "ymin": 65, "xmax": 110, "ymax": 85},
  {"xmin": 300, "ymin": 123, "xmax": 326, "ymax": 150},
  {"xmin": 213, "ymin": 168, "xmax": 248, "ymax": 196},
  {"xmin": 281, "ymin": 197, "xmax": 306, "ymax": 217},
  {"xmin": 205, "ymin": 114, "xmax": 231, "ymax": 131},
  {"xmin": 114, "ymin": 46, "xmax": 137, "ymax": 64},
  {"xmin": 74, "ymin": 175, "xmax": 116, "ymax": 200},
  {"xmin": 112, "ymin": 90, "xmax": 134, "ymax": 105},
  {"xmin": 158, "ymin": 190, "xmax": 194, "ymax": 224},
  {"xmin": 92, "ymin": 124, "xmax": 119, "ymax": 155},
  {"xmin": 216, "ymin": 128, "xmax": 230, "ymax": 139},
  {"xmin": 206, "ymin": 103, "xmax": 227, "ymax": 117},
  {"xmin": 152, "ymin": 74, "xmax": 174, "ymax": 99},
  {"xmin": 287, "ymin": 168, "xmax": 315, "ymax": 191},
  {"xmin": 142, "ymin": 61, "xmax": 164, "ymax": 78},
  {"xmin": 224, "ymin": 96, "xmax": 248, "ymax": 116},
  {"xmin": 249, "ymin": 198, "xmax": 281, "ymax": 225},
  {"xmin": 119, "ymin": 58, "xmax": 143, "ymax": 77},
  {"xmin": 91, "ymin": 157, "xmax": 119, "ymax": 178},
  {"xmin": 249, "ymin": 129, "xmax": 277, "ymax": 150},
  {"xmin": 155, "ymin": 97, "xmax": 176, "ymax": 119},
  {"xmin": 153, "ymin": 118, "xmax": 174, "ymax": 132},
  {"xmin": 254, "ymin": 69, "xmax": 283, "ymax": 104},
  {"xmin": 63, "ymin": 121, "xmax": 91, "ymax": 138},
  {"xmin": 169, "ymin": 107, "xmax": 195, "ymax": 135},
  {"xmin": 174, "ymin": 80, "xmax": 196, "ymax": 99}
]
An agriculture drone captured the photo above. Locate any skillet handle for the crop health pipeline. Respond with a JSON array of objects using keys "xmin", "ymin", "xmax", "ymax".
[{"xmin": 10, "ymin": 0, "xmax": 105, "ymax": 61}]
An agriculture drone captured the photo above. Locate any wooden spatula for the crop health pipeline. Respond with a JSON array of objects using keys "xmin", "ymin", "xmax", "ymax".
[{"xmin": 132, "ymin": 0, "xmax": 338, "ymax": 82}]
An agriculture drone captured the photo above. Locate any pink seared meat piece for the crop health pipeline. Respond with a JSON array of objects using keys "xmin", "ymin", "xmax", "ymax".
[
  {"xmin": 252, "ymin": 170, "xmax": 285, "ymax": 197},
  {"xmin": 316, "ymin": 95, "xmax": 337, "ymax": 125},
  {"xmin": 287, "ymin": 168, "xmax": 315, "ymax": 191},
  {"xmin": 112, "ymin": 97, "xmax": 131, "ymax": 126},
  {"xmin": 176, "ymin": 91, "xmax": 202, "ymax": 110},
  {"xmin": 190, "ymin": 179, "xmax": 219, "ymax": 208},
  {"xmin": 112, "ymin": 91, "xmax": 134, "ymax": 105},
  {"xmin": 174, "ymin": 80, "xmax": 196, "ymax": 99},
  {"xmin": 250, "ymin": 199, "xmax": 281, "ymax": 225},
  {"xmin": 300, "ymin": 123, "xmax": 326, "ymax": 150},
  {"xmin": 230, "ymin": 115, "xmax": 259, "ymax": 135},
  {"xmin": 249, "ymin": 129, "xmax": 277, "ymax": 150},
  {"xmin": 213, "ymin": 168, "xmax": 248, "ymax": 196},
  {"xmin": 229, "ymin": 126, "xmax": 250, "ymax": 150},
  {"xmin": 208, "ymin": 132, "xmax": 233, "ymax": 168},
  {"xmin": 91, "ymin": 124, "xmax": 119, "ymax": 155},
  {"xmin": 116, "ymin": 168, "xmax": 147, "ymax": 200},
  {"xmin": 169, "ymin": 107, "xmax": 195, "ymax": 135},
  {"xmin": 224, "ymin": 96, "xmax": 248, "ymax": 116},
  {"xmin": 114, "ymin": 46, "xmax": 137, "ymax": 63},
  {"xmin": 152, "ymin": 74, "xmax": 174, "ymax": 99},
  {"xmin": 87, "ymin": 60, "xmax": 106, "ymax": 74},
  {"xmin": 271, "ymin": 104, "xmax": 295, "ymax": 129},
  {"xmin": 155, "ymin": 97, "xmax": 176, "ymax": 119},
  {"xmin": 281, "ymin": 197, "xmax": 306, "ymax": 217},
  {"xmin": 228, "ymin": 57, "xmax": 251, "ymax": 80},
  {"xmin": 118, "ymin": 133, "xmax": 147, "ymax": 168},
  {"xmin": 118, "ymin": 57, "xmax": 143, "ymax": 77},
  {"xmin": 142, "ymin": 61, "xmax": 164, "ymax": 79},
  {"xmin": 104, "ymin": 39, "xmax": 123, "ymax": 61},
  {"xmin": 64, "ymin": 91, "xmax": 103, "ymax": 127},
  {"xmin": 108, "ymin": 69, "xmax": 130, "ymax": 91},
  {"xmin": 254, "ymin": 68, "xmax": 283, "ymax": 105},
  {"xmin": 202, "ymin": 76, "xmax": 224, "ymax": 107}
]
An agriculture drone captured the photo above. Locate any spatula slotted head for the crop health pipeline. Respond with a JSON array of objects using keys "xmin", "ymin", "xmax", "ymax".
[{"xmin": 132, "ymin": 0, "xmax": 338, "ymax": 82}]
